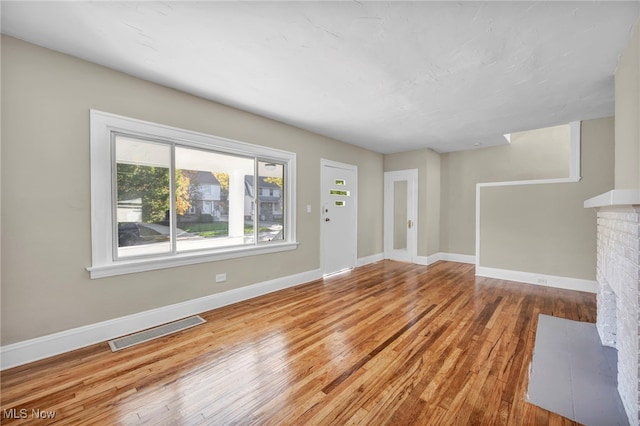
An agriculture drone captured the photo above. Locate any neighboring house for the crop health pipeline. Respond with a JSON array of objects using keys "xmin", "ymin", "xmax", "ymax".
[
  {"xmin": 181, "ymin": 171, "xmax": 223, "ymax": 221},
  {"xmin": 244, "ymin": 176, "xmax": 283, "ymax": 221},
  {"xmin": 186, "ymin": 172, "xmax": 284, "ymax": 222},
  {"xmin": 121, "ymin": 171, "xmax": 284, "ymax": 224}
]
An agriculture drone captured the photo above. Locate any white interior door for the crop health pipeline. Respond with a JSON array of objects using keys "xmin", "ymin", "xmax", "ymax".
[
  {"xmin": 321, "ymin": 159, "xmax": 357, "ymax": 275},
  {"xmin": 384, "ymin": 169, "xmax": 418, "ymax": 262}
]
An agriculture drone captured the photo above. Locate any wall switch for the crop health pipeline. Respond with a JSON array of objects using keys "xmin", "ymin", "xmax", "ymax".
[
  {"xmin": 306, "ymin": 204, "xmax": 312, "ymax": 213},
  {"xmin": 215, "ymin": 273, "xmax": 227, "ymax": 283}
]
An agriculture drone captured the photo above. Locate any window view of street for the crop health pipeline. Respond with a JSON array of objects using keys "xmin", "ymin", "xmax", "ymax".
[{"xmin": 115, "ymin": 135, "xmax": 285, "ymax": 259}]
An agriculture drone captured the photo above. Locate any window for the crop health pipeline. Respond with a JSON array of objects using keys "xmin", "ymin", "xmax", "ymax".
[{"xmin": 88, "ymin": 110, "xmax": 297, "ymax": 278}]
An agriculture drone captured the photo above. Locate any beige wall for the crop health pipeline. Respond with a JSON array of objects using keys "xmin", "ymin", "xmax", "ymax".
[
  {"xmin": 480, "ymin": 118, "xmax": 615, "ymax": 281},
  {"xmin": 383, "ymin": 148, "xmax": 440, "ymax": 257},
  {"xmin": 440, "ymin": 124, "xmax": 572, "ymax": 255},
  {"xmin": 0, "ymin": 36, "xmax": 383, "ymax": 345},
  {"xmin": 614, "ymin": 20, "xmax": 640, "ymax": 190}
]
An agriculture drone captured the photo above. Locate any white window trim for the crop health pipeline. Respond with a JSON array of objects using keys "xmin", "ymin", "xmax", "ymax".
[{"xmin": 88, "ymin": 110, "xmax": 297, "ymax": 279}]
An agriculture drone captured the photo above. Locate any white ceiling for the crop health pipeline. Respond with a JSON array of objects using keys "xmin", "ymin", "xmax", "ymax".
[{"xmin": 2, "ymin": 1, "xmax": 639, "ymax": 153}]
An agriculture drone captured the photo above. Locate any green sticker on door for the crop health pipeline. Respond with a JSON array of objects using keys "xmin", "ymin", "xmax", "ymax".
[{"xmin": 329, "ymin": 189, "xmax": 350, "ymax": 196}]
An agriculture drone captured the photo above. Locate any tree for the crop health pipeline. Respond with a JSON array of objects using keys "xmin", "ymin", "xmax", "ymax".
[
  {"xmin": 212, "ymin": 172, "xmax": 229, "ymax": 199},
  {"xmin": 175, "ymin": 170, "xmax": 191, "ymax": 216},
  {"xmin": 264, "ymin": 176, "xmax": 283, "ymax": 188},
  {"xmin": 117, "ymin": 164, "xmax": 192, "ymax": 223}
]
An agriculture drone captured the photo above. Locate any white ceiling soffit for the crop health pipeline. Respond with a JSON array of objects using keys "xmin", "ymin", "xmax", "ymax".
[{"xmin": 2, "ymin": 1, "xmax": 639, "ymax": 154}]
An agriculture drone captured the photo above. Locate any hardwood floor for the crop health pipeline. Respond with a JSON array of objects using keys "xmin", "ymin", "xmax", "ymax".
[{"xmin": 1, "ymin": 261, "xmax": 596, "ymax": 425}]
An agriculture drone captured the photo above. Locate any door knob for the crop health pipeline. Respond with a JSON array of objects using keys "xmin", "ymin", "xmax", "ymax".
[{"xmin": 325, "ymin": 218, "xmax": 330, "ymax": 222}]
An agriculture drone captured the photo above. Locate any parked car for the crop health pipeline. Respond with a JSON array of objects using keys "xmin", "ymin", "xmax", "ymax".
[
  {"xmin": 118, "ymin": 222, "xmax": 171, "ymax": 247},
  {"xmin": 118, "ymin": 222, "xmax": 141, "ymax": 246}
]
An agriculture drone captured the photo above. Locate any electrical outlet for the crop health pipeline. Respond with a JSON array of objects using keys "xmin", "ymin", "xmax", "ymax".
[
  {"xmin": 215, "ymin": 273, "xmax": 227, "ymax": 283},
  {"xmin": 537, "ymin": 277, "xmax": 547, "ymax": 285}
]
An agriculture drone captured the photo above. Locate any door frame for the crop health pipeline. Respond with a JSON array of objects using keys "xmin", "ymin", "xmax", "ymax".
[
  {"xmin": 320, "ymin": 159, "xmax": 358, "ymax": 276},
  {"xmin": 384, "ymin": 169, "xmax": 418, "ymax": 262}
]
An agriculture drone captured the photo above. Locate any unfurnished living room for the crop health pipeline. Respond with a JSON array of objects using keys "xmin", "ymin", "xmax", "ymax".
[{"xmin": 1, "ymin": 2, "xmax": 640, "ymax": 425}]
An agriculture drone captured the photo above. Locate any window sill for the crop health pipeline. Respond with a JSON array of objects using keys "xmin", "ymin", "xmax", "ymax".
[{"xmin": 87, "ymin": 242, "xmax": 299, "ymax": 279}]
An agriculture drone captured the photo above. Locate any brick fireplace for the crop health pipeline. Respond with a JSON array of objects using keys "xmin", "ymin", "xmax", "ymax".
[{"xmin": 585, "ymin": 190, "xmax": 640, "ymax": 426}]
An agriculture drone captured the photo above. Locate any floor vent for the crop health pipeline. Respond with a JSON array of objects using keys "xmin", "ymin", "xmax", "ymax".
[{"xmin": 108, "ymin": 315, "xmax": 206, "ymax": 352}]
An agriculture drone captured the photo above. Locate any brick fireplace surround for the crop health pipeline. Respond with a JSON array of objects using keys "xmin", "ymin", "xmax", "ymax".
[{"xmin": 585, "ymin": 190, "xmax": 640, "ymax": 426}]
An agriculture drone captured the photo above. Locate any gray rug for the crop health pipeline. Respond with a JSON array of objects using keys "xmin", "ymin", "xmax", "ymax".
[{"xmin": 527, "ymin": 314, "xmax": 628, "ymax": 426}]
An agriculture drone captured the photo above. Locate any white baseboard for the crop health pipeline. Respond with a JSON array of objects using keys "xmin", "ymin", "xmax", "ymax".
[
  {"xmin": 438, "ymin": 252, "xmax": 476, "ymax": 264},
  {"xmin": 0, "ymin": 268, "xmax": 322, "ymax": 371},
  {"xmin": 357, "ymin": 252, "xmax": 384, "ymax": 267},
  {"xmin": 425, "ymin": 253, "xmax": 442, "ymax": 264},
  {"xmin": 476, "ymin": 266, "xmax": 597, "ymax": 293},
  {"xmin": 415, "ymin": 253, "xmax": 476, "ymax": 266}
]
